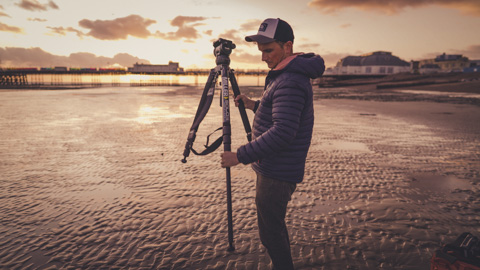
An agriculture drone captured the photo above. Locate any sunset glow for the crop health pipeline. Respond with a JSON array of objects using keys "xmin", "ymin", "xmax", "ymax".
[{"xmin": 1, "ymin": 0, "xmax": 480, "ymax": 69}]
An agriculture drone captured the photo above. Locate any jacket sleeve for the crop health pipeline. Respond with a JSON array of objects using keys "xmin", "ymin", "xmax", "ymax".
[{"xmin": 237, "ymin": 83, "xmax": 306, "ymax": 164}]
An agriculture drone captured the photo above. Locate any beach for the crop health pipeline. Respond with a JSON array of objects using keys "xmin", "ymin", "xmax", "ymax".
[{"xmin": 0, "ymin": 84, "xmax": 479, "ymax": 269}]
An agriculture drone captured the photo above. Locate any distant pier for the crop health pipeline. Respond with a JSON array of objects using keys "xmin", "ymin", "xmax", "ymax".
[{"xmin": 0, "ymin": 68, "xmax": 269, "ymax": 88}]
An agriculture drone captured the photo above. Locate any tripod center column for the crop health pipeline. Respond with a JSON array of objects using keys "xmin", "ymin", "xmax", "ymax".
[{"xmin": 221, "ymin": 66, "xmax": 231, "ymax": 152}]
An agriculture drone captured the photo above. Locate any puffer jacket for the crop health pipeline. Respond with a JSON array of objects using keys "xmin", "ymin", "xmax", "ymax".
[{"xmin": 236, "ymin": 53, "xmax": 325, "ymax": 183}]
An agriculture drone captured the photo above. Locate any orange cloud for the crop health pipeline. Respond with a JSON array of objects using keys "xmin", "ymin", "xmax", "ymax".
[
  {"xmin": 79, "ymin": 15, "xmax": 156, "ymax": 40},
  {"xmin": 217, "ymin": 20, "xmax": 264, "ymax": 47},
  {"xmin": 308, "ymin": 0, "xmax": 480, "ymax": 16},
  {"xmin": 0, "ymin": 47, "xmax": 150, "ymax": 67},
  {"xmin": 239, "ymin": 19, "xmax": 263, "ymax": 32},
  {"xmin": 455, "ymin": 44, "xmax": 480, "ymax": 58},
  {"xmin": 28, "ymin": 18, "xmax": 47, "ymax": 22},
  {"xmin": 0, "ymin": 22, "xmax": 23, "ymax": 33},
  {"xmin": 230, "ymin": 50, "xmax": 263, "ymax": 65},
  {"xmin": 155, "ymin": 16, "xmax": 207, "ymax": 42},
  {"xmin": 47, "ymin": 26, "xmax": 84, "ymax": 38},
  {"xmin": 16, "ymin": 0, "xmax": 59, "ymax": 12}
]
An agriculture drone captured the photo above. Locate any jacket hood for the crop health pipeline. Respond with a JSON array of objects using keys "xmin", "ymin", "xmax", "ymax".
[{"xmin": 273, "ymin": 53, "xmax": 325, "ymax": 79}]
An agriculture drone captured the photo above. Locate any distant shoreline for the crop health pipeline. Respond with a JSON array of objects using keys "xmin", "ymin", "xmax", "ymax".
[
  {"xmin": 2, "ymin": 72, "xmax": 480, "ymax": 106},
  {"xmin": 318, "ymin": 72, "xmax": 480, "ymax": 92}
]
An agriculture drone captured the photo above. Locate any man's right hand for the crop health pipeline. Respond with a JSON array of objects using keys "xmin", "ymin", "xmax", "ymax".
[{"xmin": 235, "ymin": 94, "xmax": 256, "ymax": 111}]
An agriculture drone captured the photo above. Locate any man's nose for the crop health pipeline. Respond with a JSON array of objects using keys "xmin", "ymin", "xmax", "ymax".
[{"xmin": 262, "ymin": 53, "xmax": 267, "ymax": 62}]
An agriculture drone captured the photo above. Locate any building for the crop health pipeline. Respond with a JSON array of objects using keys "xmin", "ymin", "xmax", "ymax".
[
  {"xmin": 418, "ymin": 53, "xmax": 470, "ymax": 73},
  {"xmin": 333, "ymin": 51, "xmax": 410, "ymax": 75},
  {"xmin": 464, "ymin": 59, "xmax": 480, "ymax": 73},
  {"xmin": 419, "ymin": 63, "xmax": 441, "ymax": 74},
  {"xmin": 128, "ymin": 61, "xmax": 184, "ymax": 73}
]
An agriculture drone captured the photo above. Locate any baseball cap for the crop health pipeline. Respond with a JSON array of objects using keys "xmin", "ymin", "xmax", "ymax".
[{"xmin": 245, "ymin": 18, "xmax": 294, "ymax": 44}]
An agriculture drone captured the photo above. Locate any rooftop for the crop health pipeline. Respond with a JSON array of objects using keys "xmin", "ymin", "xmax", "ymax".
[{"xmin": 338, "ymin": 51, "xmax": 409, "ymax": 67}]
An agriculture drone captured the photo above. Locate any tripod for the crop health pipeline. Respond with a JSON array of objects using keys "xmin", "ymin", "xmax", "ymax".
[{"xmin": 181, "ymin": 38, "xmax": 252, "ymax": 252}]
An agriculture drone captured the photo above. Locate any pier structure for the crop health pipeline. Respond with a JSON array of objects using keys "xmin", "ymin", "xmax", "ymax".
[
  {"xmin": 0, "ymin": 68, "xmax": 272, "ymax": 88},
  {"xmin": 0, "ymin": 71, "xmax": 29, "ymax": 87}
]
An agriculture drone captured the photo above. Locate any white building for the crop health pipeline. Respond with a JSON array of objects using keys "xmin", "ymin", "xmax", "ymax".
[
  {"xmin": 333, "ymin": 51, "xmax": 410, "ymax": 75},
  {"xmin": 128, "ymin": 62, "xmax": 184, "ymax": 73}
]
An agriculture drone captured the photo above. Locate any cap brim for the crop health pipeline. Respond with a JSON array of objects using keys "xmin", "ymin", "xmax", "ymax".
[{"xmin": 245, "ymin": 34, "xmax": 275, "ymax": 44}]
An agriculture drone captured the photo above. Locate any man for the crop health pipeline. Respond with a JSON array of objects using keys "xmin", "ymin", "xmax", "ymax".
[{"xmin": 220, "ymin": 18, "xmax": 325, "ymax": 269}]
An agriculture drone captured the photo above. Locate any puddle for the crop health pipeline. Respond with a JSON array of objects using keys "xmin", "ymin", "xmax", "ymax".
[{"xmin": 409, "ymin": 173, "xmax": 472, "ymax": 194}]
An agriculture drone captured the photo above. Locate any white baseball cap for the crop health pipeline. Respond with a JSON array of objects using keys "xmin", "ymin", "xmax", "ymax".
[{"xmin": 245, "ymin": 18, "xmax": 294, "ymax": 44}]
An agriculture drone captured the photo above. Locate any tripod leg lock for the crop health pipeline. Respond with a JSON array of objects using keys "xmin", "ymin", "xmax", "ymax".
[
  {"xmin": 181, "ymin": 131, "xmax": 196, "ymax": 163},
  {"xmin": 222, "ymin": 123, "xmax": 231, "ymax": 145}
]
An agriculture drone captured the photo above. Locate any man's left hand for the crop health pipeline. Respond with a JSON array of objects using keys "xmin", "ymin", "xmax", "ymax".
[{"xmin": 221, "ymin": 151, "xmax": 240, "ymax": 168}]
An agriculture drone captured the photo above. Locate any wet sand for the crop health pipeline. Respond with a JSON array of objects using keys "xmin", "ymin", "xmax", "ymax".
[{"xmin": 0, "ymin": 86, "xmax": 479, "ymax": 269}]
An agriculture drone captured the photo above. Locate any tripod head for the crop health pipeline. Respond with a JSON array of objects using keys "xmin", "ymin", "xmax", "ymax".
[{"xmin": 213, "ymin": 38, "xmax": 236, "ymax": 66}]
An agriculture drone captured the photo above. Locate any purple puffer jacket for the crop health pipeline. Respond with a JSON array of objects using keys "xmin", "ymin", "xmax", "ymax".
[{"xmin": 236, "ymin": 53, "xmax": 325, "ymax": 183}]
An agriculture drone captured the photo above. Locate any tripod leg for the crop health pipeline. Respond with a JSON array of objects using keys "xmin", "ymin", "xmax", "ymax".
[
  {"xmin": 221, "ymin": 65, "xmax": 235, "ymax": 252},
  {"xmin": 229, "ymin": 70, "xmax": 252, "ymax": 142}
]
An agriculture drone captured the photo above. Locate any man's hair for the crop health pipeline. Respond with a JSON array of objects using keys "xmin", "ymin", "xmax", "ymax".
[{"xmin": 275, "ymin": 40, "xmax": 293, "ymax": 54}]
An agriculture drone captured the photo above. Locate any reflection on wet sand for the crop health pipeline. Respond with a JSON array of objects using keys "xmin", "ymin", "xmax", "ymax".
[
  {"xmin": 135, "ymin": 105, "xmax": 191, "ymax": 124},
  {"xmin": 0, "ymin": 86, "xmax": 479, "ymax": 269}
]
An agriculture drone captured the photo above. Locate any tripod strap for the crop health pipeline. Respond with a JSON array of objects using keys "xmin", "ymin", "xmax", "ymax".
[
  {"xmin": 191, "ymin": 127, "xmax": 223, "ymax": 156},
  {"xmin": 190, "ymin": 69, "xmax": 217, "ymax": 133}
]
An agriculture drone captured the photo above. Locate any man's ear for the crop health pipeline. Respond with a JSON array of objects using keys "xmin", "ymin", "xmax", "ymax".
[{"xmin": 285, "ymin": 41, "xmax": 293, "ymax": 54}]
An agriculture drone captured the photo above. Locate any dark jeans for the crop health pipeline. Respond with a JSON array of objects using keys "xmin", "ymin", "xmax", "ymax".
[{"xmin": 256, "ymin": 173, "xmax": 297, "ymax": 270}]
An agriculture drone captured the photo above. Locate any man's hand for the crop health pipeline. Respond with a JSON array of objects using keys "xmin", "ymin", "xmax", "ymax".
[
  {"xmin": 221, "ymin": 151, "xmax": 240, "ymax": 168},
  {"xmin": 235, "ymin": 95, "xmax": 256, "ymax": 111}
]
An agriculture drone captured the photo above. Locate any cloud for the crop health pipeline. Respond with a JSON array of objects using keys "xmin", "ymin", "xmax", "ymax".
[
  {"xmin": 297, "ymin": 43, "xmax": 322, "ymax": 51},
  {"xmin": 47, "ymin": 26, "xmax": 84, "ymax": 38},
  {"xmin": 0, "ymin": 22, "xmax": 23, "ymax": 33},
  {"xmin": 79, "ymin": 14, "xmax": 156, "ymax": 40},
  {"xmin": 0, "ymin": 47, "xmax": 150, "ymax": 68},
  {"xmin": 47, "ymin": 15, "xmax": 209, "ymax": 42},
  {"xmin": 340, "ymin": 23, "xmax": 351, "ymax": 28},
  {"xmin": 308, "ymin": 0, "xmax": 480, "ymax": 16},
  {"xmin": 28, "ymin": 17, "xmax": 47, "ymax": 22},
  {"xmin": 454, "ymin": 44, "xmax": 480, "ymax": 59},
  {"xmin": 16, "ymin": 0, "xmax": 59, "ymax": 12},
  {"xmin": 220, "ymin": 50, "xmax": 263, "ymax": 66},
  {"xmin": 155, "ymin": 16, "xmax": 207, "ymax": 42},
  {"xmin": 240, "ymin": 19, "xmax": 263, "ymax": 32},
  {"xmin": 0, "ymin": 4, "xmax": 9, "ymax": 17},
  {"xmin": 319, "ymin": 52, "xmax": 351, "ymax": 67},
  {"xmin": 216, "ymin": 29, "xmax": 245, "ymax": 46},
  {"xmin": 216, "ymin": 20, "xmax": 262, "ymax": 47},
  {"xmin": 0, "ymin": 4, "xmax": 10, "ymax": 17},
  {"xmin": 212, "ymin": 19, "xmax": 267, "ymax": 48}
]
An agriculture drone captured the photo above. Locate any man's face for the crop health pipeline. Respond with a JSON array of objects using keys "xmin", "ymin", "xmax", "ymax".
[{"xmin": 257, "ymin": 41, "xmax": 288, "ymax": 69}]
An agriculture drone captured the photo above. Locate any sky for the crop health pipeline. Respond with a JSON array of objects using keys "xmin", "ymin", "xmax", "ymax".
[{"xmin": 1, "ymin": 0, "xmax": 480, "ymax": 70}]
